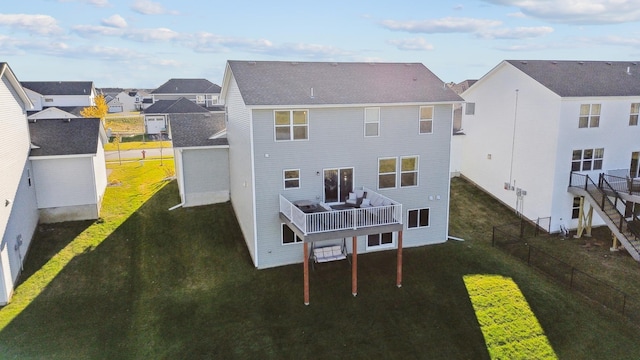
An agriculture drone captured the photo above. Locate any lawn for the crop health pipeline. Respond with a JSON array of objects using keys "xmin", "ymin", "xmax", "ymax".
[{"xmin": 1, "ymin": 172, "xmax": 639, "ymax": 359}]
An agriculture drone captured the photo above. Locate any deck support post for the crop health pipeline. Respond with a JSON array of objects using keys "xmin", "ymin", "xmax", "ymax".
[
  {"xmin": 574, "ymin": 197, "xmax": 593, "ymax": 239},
  {"xmin": 352, "ymin": 236, "xmax": 357, "ymax": 296},
  {"xmin": 303, "ymin": 242, "xmax": 310, "ymax": 305},
  {"xmin": 397, "ymin": 230, "xmax": 403, "ymax": 288}
]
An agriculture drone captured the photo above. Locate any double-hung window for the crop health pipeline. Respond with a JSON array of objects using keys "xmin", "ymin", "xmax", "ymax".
[
  {"xmin": 630, "ymin": 103, "xmax": 639, "ymax": 126},
  {"xmin": 378, "ymin": 158, "xmax": 397, "ymax": 189},
  {"xmin": 364, "ymin": 107, "xmax": 380, "ymax": 137},
  {"xmin": 419, "ymin": 106, "xmax": 434, "ymax": 134},
  {"xmin": 275, "ymin": 110, "xmax": 308, "ymax": 141},
  {"xmin": 283, "ymin": 169, "xmax": 300, "ymax": 189},
  {"xmin": 571, "ymin": 148, "xmax": 604, "ymax": 171},
  {"xmin": 578, "ymin": 104, "xmax": 601, "ymax": 128},
  {"xmin": 400, "ymin": 156, "xmax": 419, "ymax": 187}
]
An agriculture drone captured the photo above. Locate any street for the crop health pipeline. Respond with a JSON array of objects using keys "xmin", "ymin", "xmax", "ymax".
[{"xmin": 105, "ymin": 146, "xmax": 173, "ymax": 162}]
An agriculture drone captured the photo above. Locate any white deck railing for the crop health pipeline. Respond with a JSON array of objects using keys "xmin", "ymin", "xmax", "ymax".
[{"xmin": 279, "ymin": 188, "xmax": 402, "ymax": 235}]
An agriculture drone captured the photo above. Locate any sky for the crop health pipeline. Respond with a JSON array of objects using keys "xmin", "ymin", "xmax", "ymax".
[{"xmin": 1, "ymin": 0, "xmax": 639, "ymax": 89}]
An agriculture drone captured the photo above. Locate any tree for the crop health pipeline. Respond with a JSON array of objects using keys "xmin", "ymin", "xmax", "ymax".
[{"xmin": 80, "ymin": 94, "xmax": 108, "ymax": 119}]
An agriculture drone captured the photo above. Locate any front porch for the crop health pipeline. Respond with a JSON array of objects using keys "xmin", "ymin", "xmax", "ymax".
[{"xmin": 279, "ymin": 187, "xmax": 404, "ymax": 305}]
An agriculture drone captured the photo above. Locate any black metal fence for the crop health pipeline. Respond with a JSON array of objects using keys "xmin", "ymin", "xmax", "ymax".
[{"xmin": 493, "ymin": 220, "xmax": 640, "ymax": 324}]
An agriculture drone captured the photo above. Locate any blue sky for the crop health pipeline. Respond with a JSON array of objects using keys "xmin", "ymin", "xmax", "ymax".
[{"xmin": 1, "ymin": 0, "xmax": 639, "ymax": 88}]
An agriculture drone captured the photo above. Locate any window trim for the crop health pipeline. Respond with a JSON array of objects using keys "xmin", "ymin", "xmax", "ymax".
[
  {"xmin": 364, "ymin": 107, "xmax": 380, "ymax": 137},
  {"xmin": 571, "ymin": 197, "xmax": 581, "ymax": 219},
  {"xmin": 400, "ymin": 155, "xmax": 419, "ymax": 188},
  {"xmin": 281, "ymin": 223, "xmax": 302, "ymax": 245},
  {"xmin": 578, "ymin": 104, "xmax": 601, "ymax": 129},
  {"xmin": 283, "ymin": 169, "xmax": 300, "ymax": 190},
  {"xmin": 366, "ymin": 232, "xmax": 395, "ymax": 250},
  {"xmin": 419, "ymin": 106, "xmax": 434, "ymax": 134},
  {"xmin": 407, "ymin": 207, "xmax": 430, "ymax": 229},
  {"xmin": 378, "ymin": 157, "xmax": 397, "ymax": 189},
  {"xmin": 274, "ymin": 109, "xmax": 309, "ymax": 142},
  {"xmin": 630, "ymin": 103, "xmax": 639, "ymax": 126},
  {"xmin": 571, "ymin": 148, "xmax": 604, "ymax": 172}
]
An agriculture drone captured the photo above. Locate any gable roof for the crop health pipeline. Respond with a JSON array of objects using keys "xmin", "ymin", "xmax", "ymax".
[
  {"xmin": 29, "ymin": 118, "xmax": 101, "ymax": 156},
  {"xmin": 21, "ymin": 81, "xmax": 95, "ymax": 96},
  {"xmin": 170, "ymin": 113, "xmax": 227, "ymax": 148},
  {"xmin": 506, "ymin": 60, "xmax": 640, "ymax": 97},
  {"xmin": 224, "ymin": 60, "xmax": 462, "ymax": 106},
  {"xmin": 0, "ymin": 62, "xmax": 33, "ymax": 109},
  {"xmin": 27, "ymin": 107, "xmax": 79, "ymax": 120},
  {"xmin": 151, "ymin": 78, "xmax": 221, "ymax": 94},
  {"xmin": 144, "ymin": 97, "xmax": 210, "ymax": 114}
]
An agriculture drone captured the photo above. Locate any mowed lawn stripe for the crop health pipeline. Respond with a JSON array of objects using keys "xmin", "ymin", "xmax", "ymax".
[{"xmin": 464, "ymin": 274, "xmax": 558, "ymax": 360}]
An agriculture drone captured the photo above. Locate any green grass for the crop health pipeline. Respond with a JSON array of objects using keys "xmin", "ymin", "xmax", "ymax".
[
  {"xmin": 1, "ymin": 175, "xmax": 640, "ymax": 358},
  {"xmin": 464, "ymin": 274, "xmax": 557, "ymax": 360},
  {"xmin": 104, "ymin": 114, "xmax": 144, "ymax": 134}
]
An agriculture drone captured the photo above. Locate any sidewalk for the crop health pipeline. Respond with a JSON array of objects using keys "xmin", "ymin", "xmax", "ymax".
[{"xmin": 105, "ymin": 147, "xmax": 173, "ymax": 162}]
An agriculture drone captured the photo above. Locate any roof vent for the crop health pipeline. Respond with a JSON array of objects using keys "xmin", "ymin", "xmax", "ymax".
[
  {"xmin": 520, "ymin": 61, "xmax": 528, "ymax": 64},
  {"xmin": 310, "ymin": 87, "xmax": 314, "ymax": 99},
  {"xmin": 627, "ymin": 66, "xmax": 632, "ymax": 75},
  {"xmin": 248, "ymin": 61, "xmax": 256, "ymax": 65},
  {"xmin": 578, "ymin": 61, "xmax": 585, "ymax": 65},
  {"xmin": 606, "ymin": 62, "xmax": 612, "ymax": 65},
  {"xmin": 551, "ymin": 61, "xmax": 558, "ymax": 65}
]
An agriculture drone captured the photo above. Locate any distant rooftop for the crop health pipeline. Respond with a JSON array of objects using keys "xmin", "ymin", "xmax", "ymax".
[
  {"xmin": 226, "ymin": 60, "xmax": 463, "ymax": 106},
  {"xmin": 21, "ymin": 81, "xmax": 94, "ymax": 96},
  {"xmin": 506, "ymin": 60, "xmax": 640, "ymax": 97},
  {"xmin": 151, "ymin": 78, "xmax": 221, "ymax": 94},
  {"xmin": 144, "ymin": 97, "xmax": 210, "ymax": 114}
]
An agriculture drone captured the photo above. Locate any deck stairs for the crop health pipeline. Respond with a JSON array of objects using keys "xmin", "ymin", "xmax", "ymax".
[{"xmin": 568, "ymin": 173, "xmax": 640, "ymax": 262}]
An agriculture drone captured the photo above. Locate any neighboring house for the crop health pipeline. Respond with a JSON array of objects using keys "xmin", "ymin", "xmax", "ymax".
[
  {"xmin": 143, "ymin": 97, "xmax": 210, "ymax": 134},
  {"xmin": 107, "ymin": 90, "xmax": 144, "ymax": 113},
  {"xmin": 21, "ymin": 81, "xmax": 96, "ymax": 113},
  {"xmin": 27, "ymin": 107, "xmax": 78, "ymax": 120},
  {"xmin": 220, "ymin": 60, "xmax": 462, "ymax": 276},
  {"xmin": 28, "ymin": 118, "xmax": 108, "ymax": 223},
  {"xmin": 0, "ymin": 63, "xmax": 39, "ymax": 305},
  {"xmin": 457, "ymin": 60, "xmax": 640, "ymax": 247},
  {"xmin": 151, "ymin": 78, "xmax": 222, "ymax": 108},
  {"xmin": 169, "ymin": 113, "xmax": 229, "ymax": 207}
]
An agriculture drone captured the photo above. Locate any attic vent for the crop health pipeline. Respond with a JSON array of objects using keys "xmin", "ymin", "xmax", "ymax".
[
  {"xmin": 551, "ymin": 61, "xmax": 558, "ymax": 65},
  {"xmin": 606, "ymin": 62, "xmax": 612, "ymax": 65},
  {"xmin": 310, "ymin": 87, "xmax": 314, "ymax": 98},
  {"xmin": 578, "ymin": 61, "xmax": 585, "ymax": 65},
  {"xmin": 520, "ymin": 61, "xmax": 527, "ymax": 64}
]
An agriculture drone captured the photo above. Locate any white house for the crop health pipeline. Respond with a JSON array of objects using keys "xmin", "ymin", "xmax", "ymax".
[
  {"xmin": 151, "ymin": 78, "xmax": 222, "ymax": 108},
  {"xmin": 27, "ymin": 107, "xmax": 78, "ymax": 120},
  {"xmin": 21, "ymin": 81, "xmax": 96, "ymax": 112},
  {"xmin": 457, "ymin": 60, "xmax": 640, "ymax": 253},
  {"xmin": 169, "ymin": 113, "xmax": 229, "ymax": 207},
  {"xmin": 107, "ymin": 90, "xmax": 143, "ymax": 113},
  {"xmin": 28, "ymin": 118, "xmax": 108, "ymax": 223},
  {"xmin": 221, "ymin": 60, "xmax": 462, "ymax": 300},
  {"xmin": 0, "ymin": 63, "xmax": 39, "ymax": 305}
]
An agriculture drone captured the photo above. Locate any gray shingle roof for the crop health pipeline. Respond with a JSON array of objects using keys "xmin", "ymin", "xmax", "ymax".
[
  {"xmin": 506, "ymin": 60, "xmax": 640, "ymax": 97},
  {"xmin": 21, "ymin": 81, "xmax": 94, "ymax": 96},
  {"xmin": 227, "ymin": 60, "xmax": 462, "ymax": 106},
  {"xmin": 151, "ymin": 78, "xmax": 221, "ymax": 94},
  {"xmin": 144, "ymin": 97, "xmax": 210, "ymax": 114},
  {"xmin": 29, "ymin": 118, "xmax": 101, "ymax": 156},
  {"xmin": 169, "ymin": 113, "xmax": 227, "ymax": 148}
]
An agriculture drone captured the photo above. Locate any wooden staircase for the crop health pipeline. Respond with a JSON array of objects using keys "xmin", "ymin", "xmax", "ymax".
[{"xmin": 568, "ymin": 173, "xmax": 640, "ymax": 262}]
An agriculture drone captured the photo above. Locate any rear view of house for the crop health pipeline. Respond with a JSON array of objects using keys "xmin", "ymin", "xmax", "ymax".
[
  {"xmin": 0, "ymin": 63, "xmax": 39, "ymax": 305},
  {"xmin": 151, "ymin": 78, "xmax": 222, "ymax": 108},
  {"xmin": 221, "ymin": 60, "xmax": 462, "ymax": 274}
]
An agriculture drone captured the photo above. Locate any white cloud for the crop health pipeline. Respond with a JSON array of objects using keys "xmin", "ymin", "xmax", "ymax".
[
  {"xmin": 478, "ymin": 26, "xmax": 554, "ymax": 39},
  {"xmin": 380, "ymin": 17, "xmax": 502, "ymax": 33},
  {"xmin": 72, "ymin": 24, "xmax": 125, "ymax": 37},
  {"xmin": 102, "ymin": 14, "xmax": 127, "ymax": 28},
  {"xmin": 124, "ymin": 27, "xmax": 180, "ymax": 42},
  {"xmin": 131, "ymin": 0, "xmax": 179, "ymax": 15},
  {"xmin": 0, "ymin": 14, "xmax": 63, "ymax": 35},
  {"xmin": 387, "ymin": 38, "xmax": 435, "ymax": 51},
  {"xmin": 484, "ymin": 0, "xmax": 640, "ymax": 24}
]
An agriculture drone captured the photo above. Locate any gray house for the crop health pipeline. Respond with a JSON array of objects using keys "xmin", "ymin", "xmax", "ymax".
[
  {"xmin": 220, "ymin": 60, "xmax": 462, "ymax": 303},
  {"xmin": 151, "ymin": 78, "xmax": 222, "ymax": 109},
  {"xmin": 143, "ymin": 97, "xmax": 210, "ymax": 134},
  {"xmin": 169, "ymin": 113, "xmax": 229, "ymax": 207}
]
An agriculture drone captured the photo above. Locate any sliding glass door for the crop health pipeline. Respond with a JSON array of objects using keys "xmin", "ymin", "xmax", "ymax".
[{"xmin": 324, "ymin": 168, "xmax": 353, "ymax": 203}]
